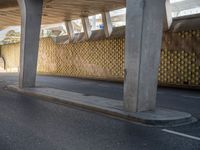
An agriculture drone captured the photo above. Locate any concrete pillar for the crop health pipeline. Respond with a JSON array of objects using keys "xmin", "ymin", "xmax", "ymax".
[
  {"xmin": 163, "ymin": 0, "xmax": 172, "ymax": 31},
  {"xmin": 124, "ymin": 0, "xmax": 166, "ymax": 112},
  {"xmin": 81, "ymin": 17, "xmax": 92, "ymax": 40},
  {"xmin": 101, "ymin": 12, "xmax": 113, "ymax": 38},
  {"xmin": 17, "ymin": 0, "xmax": 43, "ymax": 88},
  {"xmin": 65, "ymin": 21, "xmax": 74, "ymax": 40}
]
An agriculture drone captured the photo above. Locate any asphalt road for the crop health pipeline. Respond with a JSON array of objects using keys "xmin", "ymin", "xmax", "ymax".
[{"xmin": 0, "ymin": 73, "xmax": 199, "ymax": 150}]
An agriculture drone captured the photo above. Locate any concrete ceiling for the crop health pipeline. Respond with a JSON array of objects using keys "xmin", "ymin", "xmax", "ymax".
[
  {"xmin": 0, "ymin": 0, "xmax": 125, "ymax": 29},
  {"xmin": 0, "ymin": 0, "xmax": 199, "ymax": 30},
  {"xmin": 171, "ymin": 0, "xmax": 200, "ymax": 12}
]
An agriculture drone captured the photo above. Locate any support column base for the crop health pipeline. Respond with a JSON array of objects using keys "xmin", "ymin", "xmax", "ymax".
[
  {"xmin": 132, "ymin": 108, "xmax": 196, "ymax": 126},
  {"xmin": 6, "ymin": 85, "xmax": 196, "ymax": 127}
]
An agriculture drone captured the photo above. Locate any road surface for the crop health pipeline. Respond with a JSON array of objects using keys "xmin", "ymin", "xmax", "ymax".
[{"xmin": 0, "ymin": 73, "xmax": 199, "ymax": 150}]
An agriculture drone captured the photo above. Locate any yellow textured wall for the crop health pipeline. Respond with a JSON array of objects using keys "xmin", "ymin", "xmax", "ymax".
[
  {"xmin": 159, "ymin": 49, "xmax": 199, "ymax": 86},
  {"xmin": 1, "ymin": 30, "xmax": 200, "ymax": 88},
  {"xmin": 1, "ymin": 43, "xmax": 20, "ymax": 72},
  {"xmin": 160, "ymin": 30, "xmax": 200, "ymax": 87},
  {"xmin": 37, "ymin": 38, "xmax": 124, "ymax": 81}
]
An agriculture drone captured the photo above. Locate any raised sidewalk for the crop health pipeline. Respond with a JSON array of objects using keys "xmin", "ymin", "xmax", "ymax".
[{"xmin": 7, "ymin": 85, "xmax": 196, "ymax": 127}]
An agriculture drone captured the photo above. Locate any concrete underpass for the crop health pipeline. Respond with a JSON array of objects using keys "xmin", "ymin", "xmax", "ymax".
[
  {"xmin": 0, "ymin": 73, "xmax": 199, "ymax": 150},
  {"xmin": 0, "ymin": 0, "xmax": 200, "ymax": 149}
]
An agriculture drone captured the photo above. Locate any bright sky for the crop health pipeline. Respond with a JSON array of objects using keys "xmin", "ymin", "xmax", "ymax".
[
  {"xmin": 170, "ymin": 0, "xmax": 185, "ymax": 3},
  {"xmin": 0, "ymin": 26, "xmax": 20, "ymax": 41}
]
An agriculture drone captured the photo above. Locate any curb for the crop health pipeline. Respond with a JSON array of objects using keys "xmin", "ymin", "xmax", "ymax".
[{"xmin": 6, "ymin": 85, "xmax": 197, "ymax": 127}]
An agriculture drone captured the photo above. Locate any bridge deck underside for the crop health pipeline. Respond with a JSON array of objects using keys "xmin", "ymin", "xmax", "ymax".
[{"xmin": 0, "ymin": 0, "xmax": 125, "ymax": 29}]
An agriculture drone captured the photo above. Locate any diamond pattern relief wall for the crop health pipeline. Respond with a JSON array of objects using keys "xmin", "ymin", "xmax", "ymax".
[
  {"xmin": 159, "ymin": 49, "xmax": 199, "ymax": 86},
  {"xmin": 1, "ymin": 29, "xmax": 200, "ymax": 88},
  {"xmin": 1, "ymin": 43, "xmax": 20, "ymax": 72},
  {"xmin": 37, "ymin": 38, "xmax": 124, "ymax": 81}
]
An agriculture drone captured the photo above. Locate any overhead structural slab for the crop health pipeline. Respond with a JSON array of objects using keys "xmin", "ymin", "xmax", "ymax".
[{"xmin": 0, "ymin": 0, "xmax": 125, "ymax": 28}]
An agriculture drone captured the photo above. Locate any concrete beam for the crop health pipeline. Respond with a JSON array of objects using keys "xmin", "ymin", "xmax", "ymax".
[
  {"xmin": 163, "ymin": 0, "xmax": 172, "ymax": 31},
  {"xmin": 101, "ymin": 12, "xmax": 113, "ymax": 38},
  {"xmin": 81, "ymin": 17, "xmax": 92, "ymax": 40},
  {"xmin": 65, "ymin": 21, "xmax": 74, "ymax": 40},
  {"xmin": 17, "ymin": 0, "xmax": 43, "ymax": 88},
  {"xmin": 124, "ymin": 0, "xmax": 166, "ymax": 112},
  {"xmin": 0, "ymin": 1, "xmax": 18, "ymax": 11}
]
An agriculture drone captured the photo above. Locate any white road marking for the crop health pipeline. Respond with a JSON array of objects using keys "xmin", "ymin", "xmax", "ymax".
[{"xmin": 162, "ymin": 129, "xmax": 200, "ymax": 141}]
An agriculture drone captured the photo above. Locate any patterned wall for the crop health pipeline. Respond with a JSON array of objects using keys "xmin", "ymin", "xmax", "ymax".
[
  {"xmin": 1, "ymin": 29, "xmax": 200, "ymax": 88},
  {"xmin": 37, "ymin": 38, "xmax": 124, "ymax": 81},
  {"xmin": 160, "ymin": 30, "xmax": 200, "ymax": 87},
  {"xmin": 1, "ymin": 43, "xmax": 20, "ymax": 72},
  {"xmin": 159, "ymin": 49, "xmax": 199, "ymax": 86}
]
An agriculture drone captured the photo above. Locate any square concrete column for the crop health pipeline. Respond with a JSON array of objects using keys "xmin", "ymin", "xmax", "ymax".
[
  {"xmin": 81, "ymin": 17, "xmax": 92, "ymax": 40},
  {"xmin": 124, "ymin": 0, "xmax": 166, "ymax": 112},
  {"xmin": 17, "ymin": 0, "xmax": 43, "ymax": 88},
  {"xmin": 163, "ymin": 0, "xmax": 172, "ymax": 31},
  {"xmin": 101, "ymin": 12, "xmax": 113, "ymax": 38},
  {"xmin": 65, "ymin": 21, "xmax": 74, "ymax": 40}
]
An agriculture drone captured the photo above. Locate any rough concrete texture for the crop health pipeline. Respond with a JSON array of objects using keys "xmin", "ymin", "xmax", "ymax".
[
  {"xmin": 7, "ymin": 85, "xmax": 195, "ymax": 127},
  {"xmin": 18, "ymin": 0, "xmax": 43, "ymax": 88},
  {"xmin": 124, "ymin": 0, "xmax": 166, "ymax": 112},
  {"xmin": 102, "ymin": 12, "xmax": 113, "ymax": 38}
]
